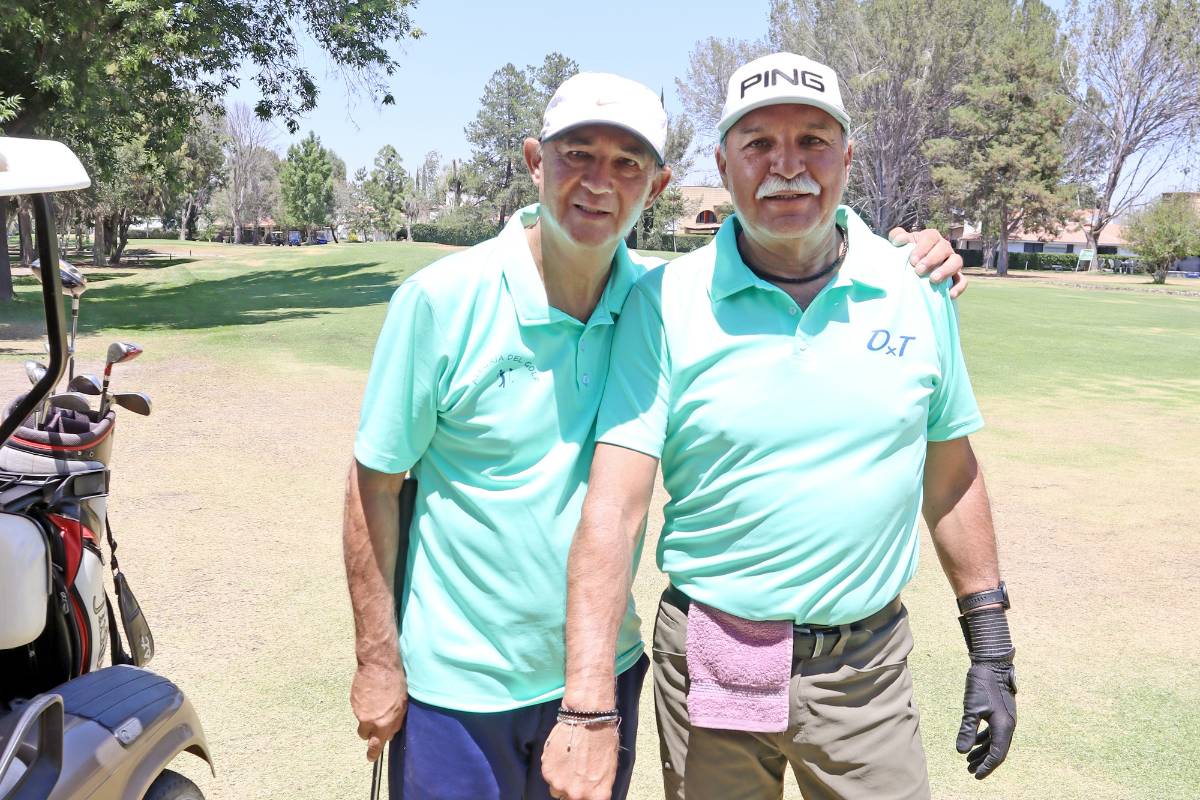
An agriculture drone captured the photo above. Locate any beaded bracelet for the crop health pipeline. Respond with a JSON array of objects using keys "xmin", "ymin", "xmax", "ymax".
[{"xmin": 556, "ymin": 713, "xmax": 620, "ymax": 727}]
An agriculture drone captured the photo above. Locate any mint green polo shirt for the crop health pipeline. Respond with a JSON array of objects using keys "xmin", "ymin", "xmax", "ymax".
[
  {"xmin": 355, "ymin": 205, "xmax": 652, "ymax": 712},
  {"xmin": 596, "ymin": 207, "xmax": 983, "ymax": 626}
]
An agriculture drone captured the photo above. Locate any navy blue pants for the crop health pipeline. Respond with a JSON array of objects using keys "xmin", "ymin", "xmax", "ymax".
[{"xmin": 390, "ymin": 655, "xmax": 648, "ymax": 799}]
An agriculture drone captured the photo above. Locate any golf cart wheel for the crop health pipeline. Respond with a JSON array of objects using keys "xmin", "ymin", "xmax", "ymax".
[{"xmin": 144, "ymin": 769, "xmax": 204, "ymax": 800}]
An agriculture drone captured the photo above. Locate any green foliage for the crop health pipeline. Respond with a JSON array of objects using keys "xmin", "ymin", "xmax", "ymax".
[
  {"xmin": 0, "ymin": 0, "xmax": 421, "ymax": 141},
  {"xmin": 408, "ymin": 220, "xmax": 500, "ymax": 247},
  {"xmin": 1006, "ymin": 252, "xmax": 1079, "ymax": 270},
  {"xmin": 366, "ymin": 145, "xmax": 409, "ymax": 236},
  {"xmin": 1124, "ymin": 194, "xmax": 1200, "ymax": 283},
  {"xmin": 279, "ymin": 132, "xmax": 336, "ymax": 233},
  {"xmin": 927, "ymin": 0, "xmax": 1072, "ymax": 276},
  {"xmin": 956, "ymin": 249, "xmax": 984, "ymax": 268}
]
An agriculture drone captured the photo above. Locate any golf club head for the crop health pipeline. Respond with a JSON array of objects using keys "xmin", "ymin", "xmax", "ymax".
[
  {"xmin": 58, "ymin": 263, "xmax": 87, "ymax": 299},
  {"xmin": 68, "ymin": 374, "xmax": 103, "ymax": 396},
  {"xmin": 106, "ymin": 341, "xmax": 143, "ymax": 366},
  {"xmin": 49, "ymin": 392, "xmax": 93, "ymax": 415},
  {"xmin": 112, "ymin": 392, "xmax": 152, "ymax": 416},
  {"xmin": 24, "ymin": 360, "xmax": 47, "ymax": 386},
  {"xmin": 31, "ymin": 258, "xmax": 87, "ymax": 299}
]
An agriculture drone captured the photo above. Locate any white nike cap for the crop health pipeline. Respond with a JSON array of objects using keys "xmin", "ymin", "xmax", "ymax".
[
  {"xmin": 540, "ymin": 72, "xmax": 668, "ymax": 164},
  {"xmin": 718, "ymin": 52, "xmax": 851, "ymax": 139}
]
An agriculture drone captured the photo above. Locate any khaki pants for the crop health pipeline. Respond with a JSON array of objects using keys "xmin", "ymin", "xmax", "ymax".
[{"xmin": 653, "ymin": 589, "xmax": 930, "ymax": 800}]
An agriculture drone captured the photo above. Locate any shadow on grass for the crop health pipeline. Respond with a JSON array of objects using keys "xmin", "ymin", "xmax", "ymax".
[{"xmin": 74, "ymin": 261, "xmax": 398, "ymax": 332}]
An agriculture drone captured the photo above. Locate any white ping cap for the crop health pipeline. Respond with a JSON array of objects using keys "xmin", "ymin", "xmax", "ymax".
[
  {"xmin": 539, "ymin": 72, "xmax": 668, "ymax": 164},
  {"xmin": 718, "ymin": 53, "xmax": 850, "ymax": 139}
]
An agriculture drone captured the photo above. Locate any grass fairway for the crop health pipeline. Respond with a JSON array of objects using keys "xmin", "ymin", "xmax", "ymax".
[{"xmin": 2, "ymin": 240, "xmax": 1197, "ymax": 799}]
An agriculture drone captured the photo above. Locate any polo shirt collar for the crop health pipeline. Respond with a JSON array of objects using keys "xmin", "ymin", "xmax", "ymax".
[
  {"xmin": 710, "ymin": 205, "xmax": 887, "ymax": 302},
  {"xmin": 501, "ymin": 203, "xmax": 641, "ymax": 327}
]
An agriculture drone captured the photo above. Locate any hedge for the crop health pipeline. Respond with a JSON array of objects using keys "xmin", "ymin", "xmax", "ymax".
[
  {"xmin": 407, "ymin": 221, "xmax": 499, "ymax": 247},
  {"xmin": 639, "ymin": 233, "xmax": 713, "ymax": 254}
]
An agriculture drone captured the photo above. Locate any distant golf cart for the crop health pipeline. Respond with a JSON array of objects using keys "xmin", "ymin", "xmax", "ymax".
[
  {"xmin": 0, "ymin": 138, "xmax": 213, "ymax": 800},
  {"xmin": 286, "ymin": 230, "xmax": 301, "ymax": 246}
]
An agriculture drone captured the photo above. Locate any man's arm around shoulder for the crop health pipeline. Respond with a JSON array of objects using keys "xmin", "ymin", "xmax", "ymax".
[{"xmin": 344, "ymin": 460, "xmax": 408, "ymax": 762}]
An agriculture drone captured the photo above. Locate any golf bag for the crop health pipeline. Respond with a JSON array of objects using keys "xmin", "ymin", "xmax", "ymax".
[{"xmin": 0, "ymin": 414, "xmax": 153, "ymax": 706}]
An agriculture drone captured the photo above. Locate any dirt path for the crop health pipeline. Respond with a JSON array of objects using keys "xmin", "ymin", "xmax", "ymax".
[{"xmin": 3, "ymin": 329, "xmax": 1196, "ymax": 799}]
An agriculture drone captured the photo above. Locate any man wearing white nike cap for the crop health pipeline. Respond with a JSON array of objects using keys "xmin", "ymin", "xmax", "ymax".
[
  {"xmin": 347, "ymin": 69, "xmax": 966, "ymax": 800},
  {"xmin": 546, "ymin": 53, "xmax": 1013, "ymax": 800}
]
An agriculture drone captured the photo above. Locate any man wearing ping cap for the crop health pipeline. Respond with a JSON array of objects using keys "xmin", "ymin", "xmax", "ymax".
[
  {"xmin": 345, "ymin": 70, "xmax": 965, "ymax": 799},
  {"xmin": 544, "ymin": 53, "xmax": 1015, "ymax": 800}
]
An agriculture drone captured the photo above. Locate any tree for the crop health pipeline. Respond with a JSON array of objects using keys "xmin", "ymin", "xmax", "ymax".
[
  {"xmin": 408, "ymin": 150, "xmax": 445, "ymax": 230},
  {"xmin": 1124, "ymin": 194, "xmax": 1200, "ymax": 283},
  {"xmin": 676, "ymin": 37, "xmax": 769, "ymax": 154},
  {"xmin": 466, "ymin": 63, "xmax": 539, "ymax": 226},
  {"xmin": 633, "ymin": 111, "xmax": 696, "ymax": 249},
  {"xmin": 348, "ymin": 168, "xmax": 377, "ymax": 240},
  {"xmin": 531, "ymin": 53, "xmax": 580, "ymax": 105},
  {"xmin": 766, "ymin": 0, "xmax": 993, "ymax": 230},
  {"xmin": 0, "ymin": 0, "xmax": 421, "ymax": 140},
  {"xmin": 222, "ymin": 104, "xmax": 276, "ymax": 244},
  {"xmin": 927, "ymin": 0, "xmax": 1073, "ymax": 275},
  {"xmin": 170, "ymin": 112, "xmax": 227, "ymax": 241},
  {"xmin": 367, "ymin": 145, "xmax": 408, "ymax": 238},
  {"xmin": 280, "ymin": 132, "xmax": 336, "ymax": 240},
  {"xmin": 1063, "ymin": 0, "xmax": 1200, "ymax": 272}
]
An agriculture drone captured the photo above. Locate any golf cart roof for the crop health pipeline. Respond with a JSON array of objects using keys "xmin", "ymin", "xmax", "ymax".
[{"xmin": 0, "ymin": 137, "xmax": 91, "ymax": 197}]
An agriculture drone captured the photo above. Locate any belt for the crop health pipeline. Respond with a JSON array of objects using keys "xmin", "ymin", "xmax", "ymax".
[{"xmin": 661, "ymin": 584, "xmax": 903, "ymax": 660}]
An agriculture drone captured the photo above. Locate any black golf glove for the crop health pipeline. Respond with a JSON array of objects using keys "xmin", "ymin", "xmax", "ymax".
[{"xmin": 957, "ymin": 606, "xmax": 1016, "ymax": 779}]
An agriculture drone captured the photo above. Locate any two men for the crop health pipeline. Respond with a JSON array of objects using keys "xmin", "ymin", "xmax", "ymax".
[
  {"xmin": 543, "ymin": 53, "xmax": 1016, "ymax": 800},
  {"xmin": 345, "ymin": 69, "xmax": 965, "ymax": 799}
]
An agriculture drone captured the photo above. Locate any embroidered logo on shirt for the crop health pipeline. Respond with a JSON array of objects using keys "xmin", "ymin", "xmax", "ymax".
[
  {"xmin": 867, "ymin": 329, "xmax": 916, "ymax": 357},
  {"xmin": 471, "ymin": 354, "xmax": 539, "ymax": 387}
]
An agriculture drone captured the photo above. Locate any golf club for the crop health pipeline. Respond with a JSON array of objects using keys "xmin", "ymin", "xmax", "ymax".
[
  {"xmin": 23, "ymin": 360, "xmax": 48, "ymax": 427},
  {"xmin": 32, "ymin": 258, "xmax": 88, "ymax": 381},
  {"xmin": 98, "ymin": 342, "xmax": 143, "ymax": 415},
  {"xmin": 48, "ymin": 392, "xmax": 93, "ymax": 415},
  {"xmin": 68, "ymin": 373, "xmax": 103, "ymax": 396},
  {"xmin": 112, "ymin": 392, "xmax": 152, "ymax": 416}
]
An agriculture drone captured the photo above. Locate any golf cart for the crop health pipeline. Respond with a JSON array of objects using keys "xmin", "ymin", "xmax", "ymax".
[{"xmin": 0, "ymin": 137, "xmax": 213, "ymax": 799}]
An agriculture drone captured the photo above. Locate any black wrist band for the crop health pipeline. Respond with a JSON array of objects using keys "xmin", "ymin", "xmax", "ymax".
[
  {"xmin": 956, "ymin": 581, "xmax": 1010, "ymax": 615},
  {"xmin": 958, "ymin": 606, "xmax": 1014, "ymax": 662}
]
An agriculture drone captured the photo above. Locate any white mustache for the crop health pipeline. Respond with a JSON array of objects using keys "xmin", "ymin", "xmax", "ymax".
[{"xmin": 756, "ymin": 175, "xmax": 821, "ymax": 199}]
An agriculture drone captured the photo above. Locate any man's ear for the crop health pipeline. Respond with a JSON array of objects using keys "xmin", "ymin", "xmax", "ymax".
[
  {"xmin": 643, "ymin": 165, "xmax": 673, "ymax": 209},
  {"xmin": 715, "ymin": 142, "xmax": 728, "ymax": 190},
  {"xmin": 843, "ymin": 138, "xmax": 853, "ymax": 182},
  {"xmin": 523, "ymin": 137, "xmax": 544, "ymax": 189}
]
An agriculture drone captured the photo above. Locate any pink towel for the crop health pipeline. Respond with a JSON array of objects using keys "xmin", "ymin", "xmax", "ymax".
[{"xmin": 685, "ymin": 600, "xmax": 793, "ymax": 733}]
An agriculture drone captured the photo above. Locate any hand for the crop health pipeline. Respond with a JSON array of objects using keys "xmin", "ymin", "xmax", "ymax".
[
  {"xmin": 541, "ymin": 721, "xmax": 620, "ymax": 800},
  {"xmin": 352, "ymin": 662, "xmax": 408, "ymax": 762},
  {"xmin": 888, "ymin": 227, "xmax": 967, "ymax": 299},
  {"xmin": 956, "ymin": 658, "xmax": 1017, "ymax": 779}
]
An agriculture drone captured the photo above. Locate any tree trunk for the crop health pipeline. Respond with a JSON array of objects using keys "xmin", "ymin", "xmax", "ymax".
[
  {"xmin": 93, "ymin": 212, "xmax": 108, "ymax": 267},
  {"xmin": 75, "ymin": 221, "xmax": 84, "ymax": 255},
  {"xmin": 330, "ymin": 226, "xmax": 339, "ymax": 244},
  {"xmin": 405, "ymin": 216, "xmax": 412, "ymax": 243},
  {"xmin": 233, "ymin": 222, "xmax": 242, "ymax": 245},
  {"xmin": 0, "ymin": 202, "xmax": 12, "ymax": 302},
  {"xmin": 1153, "ymin": 266, "xmax": 1168, "ymax": 285},
  {"xmin": 179, "ymin": 197, "xmax": 193, "ymax": 240},
  {"xmin": 112, "ymin": 210, "xmax": 131, "ymax": 264},
  {"xmin": 997, "ymin": 206, "xmax": 1010, "ymax": 277},
  {"xmin": 1084, "ymin": 227, "xmax": 1101, "ymax": 273},
  {"xmin": 17, "ymin": 202, "xmax": 34, "ymax": 267}
]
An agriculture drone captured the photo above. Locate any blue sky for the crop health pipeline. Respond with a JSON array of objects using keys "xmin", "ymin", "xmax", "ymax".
[
  {"xmin": 228, "ymin": 0, "xmax": 1194, "ymax": 198},
  {"xmin": 228, "ymin": 0, "xmax": 773, "ymax": 181}
]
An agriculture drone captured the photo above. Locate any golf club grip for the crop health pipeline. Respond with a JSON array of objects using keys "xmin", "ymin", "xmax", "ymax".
[{"xmin": 393, "ymin": 477, "xmax": 417, "ymax": 631}]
